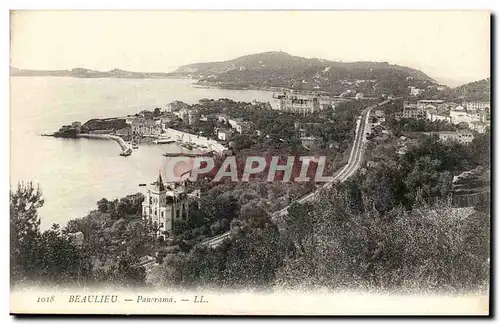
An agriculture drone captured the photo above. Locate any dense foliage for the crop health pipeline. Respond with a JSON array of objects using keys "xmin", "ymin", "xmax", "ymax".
[
  {"xmin": 388, "ymin": 118, "xmax": 462, "ymax": 135},
  {"xmin": 274, "ymin": 188, "xmax": 489, "ymax": 292},
  {"xmin": 360, "ymin": 131, "xmax": 490, "ymax": 210},
  {"xmin": 10, "ymin": 185, "xmax": 148, "ymax": 288}
]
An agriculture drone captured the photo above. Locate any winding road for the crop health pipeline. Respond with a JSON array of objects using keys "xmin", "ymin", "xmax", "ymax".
[{"xmin": 201, "ymin": 99, "xmax": 391, "ymax": 248}]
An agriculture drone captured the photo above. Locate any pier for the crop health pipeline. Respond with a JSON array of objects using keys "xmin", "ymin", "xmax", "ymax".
[{"xmin": 77, "ymin": 133, "xmax": 132, "ymax": 153}]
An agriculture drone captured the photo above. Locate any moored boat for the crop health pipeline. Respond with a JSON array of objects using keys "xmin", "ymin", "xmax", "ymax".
[{"xmin": 153, "ymin": 138, "xmax": 175, "ymax": 144}]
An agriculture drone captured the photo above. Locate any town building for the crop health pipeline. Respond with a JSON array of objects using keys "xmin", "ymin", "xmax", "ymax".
[
  {"xmin": 230, "ymin": 119, "xmax": 249, "ymax": 134},
  {"xmin": 449, "ymin": 106, "xmax": 484, "ymax": 125},
  {"xmin": 187, "ymin": 110, "xmax": 200, "ymax": 125},
  {"xmin": 174, "ymin": 108, "xmax": 189, "ymax": 121},
  {"xmin": 424, "ymin": 130, "xmax": 475, "ymax": 145},
  {"xmin": 276, "ymin": 92, "xmax": 321, "ymax": 114},
  {"xmin": 464, "ymin": 101, "xmax": 490, "ymax": 112},
  {"xmin": 217, "ymin": 114, "xmax": 230, "ymax": 123},
  {"xmin": 416, "ymin": 99, "xmax": 445, "ymax": 108},
  {"xmin": 409, "ymin": 86, "xmax": 423, "ymax": 96},
  {"xmin": 216, "ymin": 114, "xmax": 249, "ymax": 134},
  {"xmin": 115, "ymin": 126, "xmax": 132, "ymax": 137},
  {"xmin": 297, "ymin": 128, "xmax": 307, "ymax": 138},
  {"xmin": 156, "ymin": 113, "xmax": 176, "ymax": 130},
  {"xmin": 200, "ymin": 113, "xmax": 217, "ymax": 123},
  {"xmin": 426, "ymin": 108, "xmax": 452, "ymax": 123},
  {"xmin": 217, "ymin": 128, "xmax": 233, "ymax": 141},
  {"xmin": 131, "ymin": 118, "xmax": 163, "ymax": 136},
  {"xmin": 142, "ymin": 173, "xmax": 190, "ymax": 239},
  {"xmin": 402, "ymin": 102, "xmax": 426, "ymax": 119},
  {"xmin": 174, "ymin": 108, "xmax": 200, "ymax": 125}
]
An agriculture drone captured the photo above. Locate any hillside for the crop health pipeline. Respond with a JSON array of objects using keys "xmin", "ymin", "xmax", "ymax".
[
  {"xmin": 174, "ymin": 51, "xmax": 438, "ymax": 95},
  {"xmin": 451, "ymin": 78, "xmax": 490, "ymax": 102}
]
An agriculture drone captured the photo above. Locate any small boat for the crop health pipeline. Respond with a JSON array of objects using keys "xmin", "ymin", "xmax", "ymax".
[
  {"xmin": 153, "ymin": 138, "xmax": 175, "ymax": 144},
  {"xmin": 138, "ymin": 183, "xmax": 147, "ymax": 187},
  {"xmin": 181, "ymin": 142, "xmax": 195, "ymax": 150}
]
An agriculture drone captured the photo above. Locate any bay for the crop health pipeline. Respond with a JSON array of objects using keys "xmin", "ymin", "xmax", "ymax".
[{"xmin": 10, "ymin": 77, "xmax": 278, "ymax": 230}]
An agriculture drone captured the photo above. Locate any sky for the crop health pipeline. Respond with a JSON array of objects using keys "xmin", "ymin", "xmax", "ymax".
[{"xmin": 10, "ymin": 10, "xmax": 490, "ymax": 86}]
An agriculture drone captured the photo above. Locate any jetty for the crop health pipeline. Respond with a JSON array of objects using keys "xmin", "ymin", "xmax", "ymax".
[{"xmin": 77, "ymin": 133, "xmax": 132, "ymax": 154}]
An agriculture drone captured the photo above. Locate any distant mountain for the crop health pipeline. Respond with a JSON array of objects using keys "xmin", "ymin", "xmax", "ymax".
[
  {"xmin": 10, "ymin": 67, "xmax": 178, "ymax": 79},
  {"xmin": 173, "ymin": 51, "xmax": 438, "ymax": 95}
]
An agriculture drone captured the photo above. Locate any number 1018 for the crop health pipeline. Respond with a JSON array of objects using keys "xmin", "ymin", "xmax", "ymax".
[{"xmin": 37, "ymin": 296, "xmax": 55, "ymax": 303}]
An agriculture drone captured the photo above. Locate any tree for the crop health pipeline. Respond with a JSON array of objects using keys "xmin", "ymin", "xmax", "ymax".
[
  {"xmin": 240, "ymin": 199, "xmax": 270, "ymax": 229},
  {"xmin": 403, "ymin": 156, "xmax": 452, "ymax": 206},
  {"xmin": 285, "ymin": 202, "xmax": 315, "ymax": 255},
  {"xmin": 222, "ymin": 226, "xmax": 284, "ymax": 289},
  {"xmin": 97, "ymin": 198, "xmax": 109, "ymax": 213},
  {"xmin": 470, "ymin": 132, "xmax": 491, "ymax": 168},
  {"xmin": 344, "ymin": 177, "xmax": 364, "ymax": 214},
  {"xmin": 173, "ymin": 220, "xmax": 190, "ymax": 235},
  {"xmin": 36, "ymin": 224, "xmax": 91, "ymax": 284},
  {"xmin": 115, "ymin": 252, "xmax": 146, "ymax": 287},
  {"xmin": 374, "ymin": 179, "xmax": 395, "ymax": 214},
  {"xmin": 10, "ymin": 182, "xmax": 44, "ymax": 281}
]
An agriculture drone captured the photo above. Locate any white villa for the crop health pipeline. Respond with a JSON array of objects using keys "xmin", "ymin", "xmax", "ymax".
[{"xmin": 142, "ymin": 173, "xmax": 190, "ymax": 239}]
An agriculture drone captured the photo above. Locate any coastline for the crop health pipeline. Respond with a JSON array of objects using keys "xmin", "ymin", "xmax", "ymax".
[
  {"xmin": 193, "ymin": 81, "xmax": 353, "ymax": 98},
  {"xmin": 194, "ymin": 81, "xmax": 288, "ymax": 93},
  {"xmin": 44, "ymin": 128, "xmax": 227, "ymax": 155}
]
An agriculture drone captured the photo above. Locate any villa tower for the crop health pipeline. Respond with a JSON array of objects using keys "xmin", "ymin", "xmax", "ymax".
[{"xmin": 142, "ymin": 172, "xmax": 189, "ymax": 238}]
